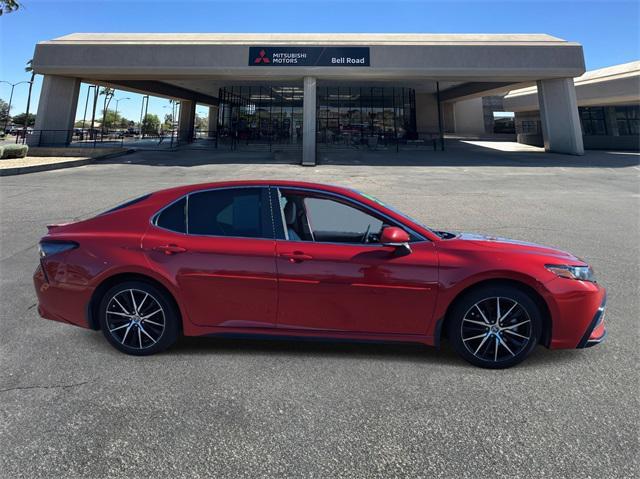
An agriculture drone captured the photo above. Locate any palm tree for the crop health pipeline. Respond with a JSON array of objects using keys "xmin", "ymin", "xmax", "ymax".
[
  {"xmin": 99, "ymin": 87, "xmax": 115, "ymax": 133},
  {"xmin": 22, "ymin": 59, "xmax": 35, "ymax": 141},
  {"xmin": 0, "ymin": 0, "xmax": 21, "ymax": 15}
]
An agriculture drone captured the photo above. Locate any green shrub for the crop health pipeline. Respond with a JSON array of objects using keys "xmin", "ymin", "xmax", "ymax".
[
  {"xmin": 0, "ymin": 146, "xmax": 3, "ymax": 158},
  {"xmin": 1, "ymin": 144, "xmax": 29, "ymax": 159}
]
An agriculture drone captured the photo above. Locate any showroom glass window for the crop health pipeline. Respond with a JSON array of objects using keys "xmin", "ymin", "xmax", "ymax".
[
  {"xmin": 315, "ymin": 86, "xmax": 417, "ymax": 145},
  {"xmin": 615, "ymin": 105, "xmax": 639, "ymax": 135},
  {"xmin": 579, "ymin": 107, "xmax": 607, "ymax": 135},
  {"xmin": 217, "ymin": 86, "xmax": 304, "ymax": 145},
  {"xmin": 187, "ymin": 188, "xmax": 272, "ymax": 238},
  {"xmin": 519, "ymin": 120, "xmax": 539, "ymax": 134}
]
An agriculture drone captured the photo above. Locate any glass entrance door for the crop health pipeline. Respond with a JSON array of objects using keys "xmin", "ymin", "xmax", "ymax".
[
  {"xmin": 217, "ymin": 86, "xmax": 304, "ymax": 148},
  {"xmin": 316, "ymin": 86, "xmax": 417, "ymax": 148}
]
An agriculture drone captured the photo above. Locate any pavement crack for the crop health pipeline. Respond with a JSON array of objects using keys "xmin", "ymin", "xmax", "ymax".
[
  {"xmin": 0, "ymin": 243, "xmax": 38, "ymax": 263},
  {"xmin": 26, "ymin": 303, "xmax": 37, "ymax": 311},
  {"xmin": 0, "ymin": 380, "xmax": 90, "ymax": 394}
]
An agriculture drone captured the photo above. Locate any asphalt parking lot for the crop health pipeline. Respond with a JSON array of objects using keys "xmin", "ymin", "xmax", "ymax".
[{"xmin": 1, "ymin": 144, "xmax": 638, "ymax": 478}]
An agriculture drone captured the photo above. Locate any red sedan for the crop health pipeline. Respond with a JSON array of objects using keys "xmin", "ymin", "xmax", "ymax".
[{"xmin": 34, "ymin": 180, "xmax": 606, "ymax": 368}]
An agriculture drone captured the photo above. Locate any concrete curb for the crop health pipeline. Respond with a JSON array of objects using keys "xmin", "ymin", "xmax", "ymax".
[{"xmin": 0, "ymin": 149, "xmax": 135, "ymax": 176}]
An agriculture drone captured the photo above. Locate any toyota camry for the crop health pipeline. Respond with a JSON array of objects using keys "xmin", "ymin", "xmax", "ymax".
[{"xmin": 34, "ymin": 180, "xmax": 606, "ymax": 368}]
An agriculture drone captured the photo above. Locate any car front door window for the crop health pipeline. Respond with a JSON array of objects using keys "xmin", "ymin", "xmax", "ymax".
[{"xmin": 280, "ymin": 191, "xmax": 384, "ymax": 244}]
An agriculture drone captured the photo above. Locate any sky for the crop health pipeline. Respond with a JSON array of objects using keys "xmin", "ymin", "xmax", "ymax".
[{"xmin": 0, "ymin": 0, "xmax": 638, "ymax": 123}]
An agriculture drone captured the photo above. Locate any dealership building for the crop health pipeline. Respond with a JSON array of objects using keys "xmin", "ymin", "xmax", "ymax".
[
  {"xmin": 31, "ymin": 33, "xmax": 590, "ymax": 164},
  {"xmin": 505, "ymin": 61, "xmax": 639, "ymax": 151}
]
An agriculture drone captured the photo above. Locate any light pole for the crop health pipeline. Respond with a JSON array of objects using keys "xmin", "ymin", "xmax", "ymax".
[
  {"xmin": 0, "ymin": 80, "xmax": 32, "ymax": 133},
  {"xmin": 139, "ymin": 95, "xmax": 149, "ymax": 138},
  {"xmin": 171, "ymin": 100, "xmax": 180, "ymax": 147},
  {"xmin": 89, "ymin": 86, "xmax": 99, "ymax": 141},
  {"xmin": 81, "ymin": 85, "xmax": 96, "ymax": 139},
  {"xmin": 113, "ymin": 97, "xmax": 130, "ymax": 130}
]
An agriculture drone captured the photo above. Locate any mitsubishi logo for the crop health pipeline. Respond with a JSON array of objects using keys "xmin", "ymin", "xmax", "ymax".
[{"xmin": 254, "ymin": 49, "xmax": 271, "ymax": 64}]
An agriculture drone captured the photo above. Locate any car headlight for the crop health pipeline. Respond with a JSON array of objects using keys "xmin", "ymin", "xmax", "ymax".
[{"xmin": 545, "ymin": 264, "xmax": 596, "ymax": 282}]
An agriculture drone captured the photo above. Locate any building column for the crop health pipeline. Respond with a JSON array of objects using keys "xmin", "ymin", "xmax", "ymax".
[
  {"xmin": 302, "ymin": 76, "xmax": 317, "ymax": 166},
  {"xmin": 208, "ymin": 106, "xmax": 218, "ymax": 138},
  {"xmin": 537, "ymin": 78, "xmax": 584, "ymax": 155},
  {"xmin": 29, "ymin": 75, "xmax": 81, "ymax": 146},
  {"xmin": 178, "ymin": 100, "xmax": 196, "ymax": 143},
  {"xmin": 443, "ymin": 102, "xmax": 455, "ymax": 133}
]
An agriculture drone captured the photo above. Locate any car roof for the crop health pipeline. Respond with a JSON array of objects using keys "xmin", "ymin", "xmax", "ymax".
[
  {"xmin": 153, "ymin": 180, "xmax": 354, "ymax": 197},
  {"xmin": 144, "ymin": 179, "xmax": 438, "ymax": 242}
]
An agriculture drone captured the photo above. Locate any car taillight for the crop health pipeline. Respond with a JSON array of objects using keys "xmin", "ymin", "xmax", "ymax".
[{"xmin": 38, "ymin": 240, "xmax": 78, "ymax": 258}]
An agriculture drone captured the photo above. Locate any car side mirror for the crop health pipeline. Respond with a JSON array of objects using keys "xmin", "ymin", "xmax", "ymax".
[{"xmin": 380, "ymin": 226, "xmax": 412, "ymax": 254}]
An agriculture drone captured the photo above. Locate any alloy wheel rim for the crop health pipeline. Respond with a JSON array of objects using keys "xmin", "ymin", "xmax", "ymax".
[
  {"xmin": 106, "ymin": 289, "xmax": 165, "ymax": 349},
  {"xmin": 460, "ymin": 296, "xmax": 532, "ymax": 362}
]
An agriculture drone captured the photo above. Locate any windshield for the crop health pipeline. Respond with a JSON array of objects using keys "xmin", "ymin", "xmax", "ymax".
[{"xmin": 353, "ymin": 190, "xmax": 442, "ymax": 237}]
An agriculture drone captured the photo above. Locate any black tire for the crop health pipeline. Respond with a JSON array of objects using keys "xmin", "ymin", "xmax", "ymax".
[
  {"xmin": 446, "ymin": 284, "xmax": 542, "ymax": 369},
  {"xmin": 98, "ymin": 280, "xmax": 179, "ymax": 356}
]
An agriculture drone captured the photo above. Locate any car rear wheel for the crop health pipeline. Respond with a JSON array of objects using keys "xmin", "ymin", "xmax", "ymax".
[
  {"xmin": 99, "ymin": 281, "xmax": 179, "ymax": 356},
  {"xmin": 447, "ymin": 285, "xmax": 542, "ymax": 369}
]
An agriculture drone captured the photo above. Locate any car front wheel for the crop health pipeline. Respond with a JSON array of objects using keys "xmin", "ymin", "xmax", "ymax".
[{"xmin": 447, "ymin": 285, "xmax": 542, "ymax": 369}]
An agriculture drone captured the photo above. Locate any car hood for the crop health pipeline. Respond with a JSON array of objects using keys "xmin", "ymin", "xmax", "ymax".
[{"xmin": 451, "ymin": 232, "xmax": 583, "ymax": 263}]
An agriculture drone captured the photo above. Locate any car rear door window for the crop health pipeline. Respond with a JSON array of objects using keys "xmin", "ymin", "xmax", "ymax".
[
  {"xmin": 187, "ymin": 188, "xmax": 272, "ymax": 238},
  {"xmin": 156, "ymin": 197, "xmax": 187, "ymax": 233}
]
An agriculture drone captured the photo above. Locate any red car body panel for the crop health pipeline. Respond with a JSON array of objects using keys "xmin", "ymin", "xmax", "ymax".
[
  {"xmin": 274, "ymin": 240, "xmax": 438, "ymax": 334},
  {"xmin": 33, "ymin": 180, "xmax": 607, "ymax": 350}
]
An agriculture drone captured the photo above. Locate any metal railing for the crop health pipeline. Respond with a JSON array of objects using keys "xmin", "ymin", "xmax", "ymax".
[
  {"xmin": 10, "ymin": 129, "xmax": 181, "ymax": 150},
  {"xmin": 317, "ymin": 131, "xmax": 442, "ymax": 152},
  {"xmin": 196, "ymin": 129, "xmax": 444, "ymax": 152},
  {"xmin": 5, "ymin": 128, "xmax": 444, "ymax": 152}
]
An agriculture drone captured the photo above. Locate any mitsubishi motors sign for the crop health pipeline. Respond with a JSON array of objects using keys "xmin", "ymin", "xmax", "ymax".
[{"xmin": 249, "ymin": 46, "xmax": 370, "ymax": 67}]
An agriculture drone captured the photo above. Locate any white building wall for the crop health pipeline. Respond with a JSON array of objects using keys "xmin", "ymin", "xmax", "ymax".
[
  {"xmin": 415, "ymin": 93, "xmax": 439, "ymax": 133},
  {"xmin": 452, "ymin": 97, "xmax": 485, "ymax": 134}
]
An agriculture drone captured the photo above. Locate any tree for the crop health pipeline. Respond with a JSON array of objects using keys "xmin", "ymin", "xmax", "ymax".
[
  {"xmin": 99, "ymin": 87, "xmax": 115, "ymax": 132},
  {"xmin": 141, "ymin": 114, "xmax": 160, "ymax": 135},
  {"xmin": 119, "ymin": 117, "xmax": 131, "ymax": 129},
  {"xmin": 0, "ymin": 99, "xmax": 9, "ymax": 125},
  {"xmin": 0, "ymin": 0, "xmax": 21, "ymax": 15},
  {"xmin": 11, "ymin": 112, "xmax": 35, "ymax": 127},
  {"xmin": 23, "ymin": 59, "xmax": 36, "ymax": 134},
  {"xmin": 101, "ymin": 109, "xmax": 125, "ymax": 129},
  {"xmin": 195, "ymin": 114, "xmax": 208, "ymax": 131},
  {"xmin": 163, "ymin": 113, "xmax": 173, "ymax": 131}
]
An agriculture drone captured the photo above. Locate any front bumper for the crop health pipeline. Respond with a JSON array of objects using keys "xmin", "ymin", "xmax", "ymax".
[{"xmin": 577, "ymin": 293, "xmax": 607, "ymax": 348}]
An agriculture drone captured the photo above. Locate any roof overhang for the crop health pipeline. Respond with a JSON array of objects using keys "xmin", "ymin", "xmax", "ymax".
[
  {"xmin": 32, "ymin": 33, "xmax": 586, "ymax": 103},
  {"xmin": 504, "ymin": 61, "xmax": 640, "ymax": 111}
]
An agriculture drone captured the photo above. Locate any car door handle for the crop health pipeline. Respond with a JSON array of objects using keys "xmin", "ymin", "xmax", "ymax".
[
  {"xmin": 154, "ymin": 244, "xmax": 187, "ymax": 255},
  {"xmin": 280, "ymin": 251, "xmax": 313, "ymax": 263}
]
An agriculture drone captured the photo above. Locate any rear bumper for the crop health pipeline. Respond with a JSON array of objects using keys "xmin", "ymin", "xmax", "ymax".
[
  {"xmin": 576, "ymin": 293, "xmax": 607, "ymax": 349},
  {"xmin": 33, "ymin": 264, "xmax": 92, "ymax": 329}
]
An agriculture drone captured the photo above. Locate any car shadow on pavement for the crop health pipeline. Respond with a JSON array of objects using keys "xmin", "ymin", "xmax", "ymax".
[
  {"xmin": 170, "ymin": 335, "xmax": 463, "ymax": 366},
  {"xmin": 83, "ymin": 330, "xmax": 588, "ymax": 369},
  {"xmin": 169, "ymin": 335, "xmax": 591, "ymax": 369}
]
